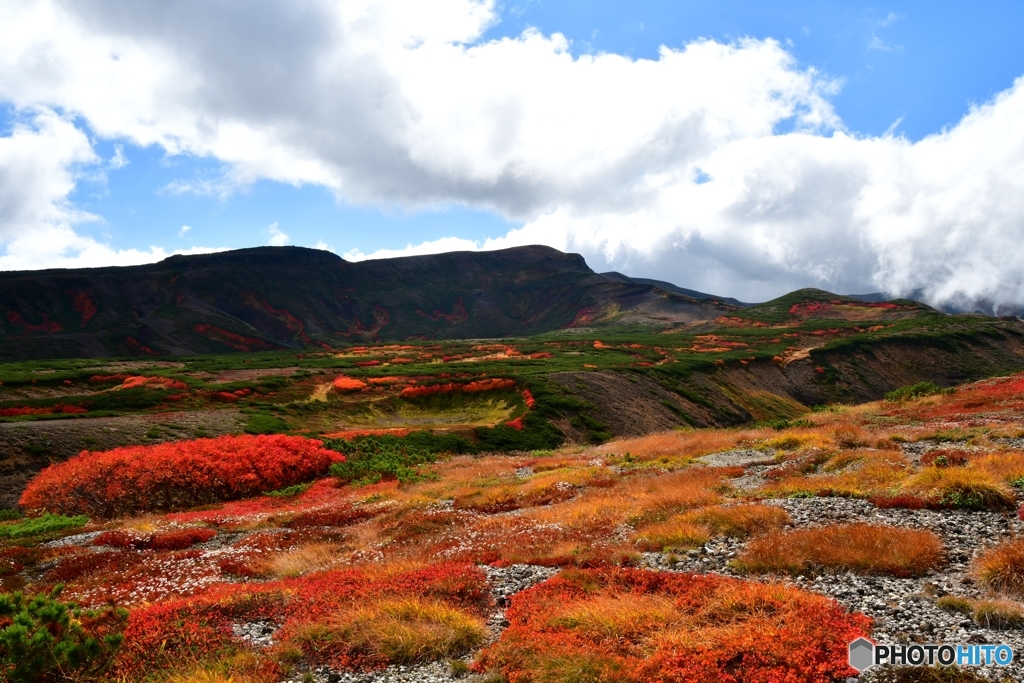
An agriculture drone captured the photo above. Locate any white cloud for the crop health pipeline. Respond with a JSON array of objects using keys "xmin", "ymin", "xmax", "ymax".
[
  {"xmin": 178, "ymin": 225, "xmax": 191, "ymax": 237},
  {"xmin": 0, "ymin": 0, "xmax": 1022, "ymax": 307},
  {"xmin": 109, "ymin": 143, "xmax": 128, "ymax": 169},
  {"xmin": 312, "ymin": 240, "xmax": 334, "ymax": 252},
  {"xmin": 266, "ymin": 222, "xmax": 290, "ymax": 246}
]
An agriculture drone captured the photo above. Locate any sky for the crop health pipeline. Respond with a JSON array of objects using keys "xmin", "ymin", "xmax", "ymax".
[{"xmin": 0, "ymin": 1, "xmax": 1023, "ymax": 306}]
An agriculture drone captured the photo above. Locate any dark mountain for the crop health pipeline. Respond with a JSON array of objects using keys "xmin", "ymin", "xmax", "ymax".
[
  {"xmin": 600, "ymin": 272, "xmax": 748, "ymax": 307},
  {"xmin": 0, "ymin": 245, "xmax": 737, "ymax": 359}
]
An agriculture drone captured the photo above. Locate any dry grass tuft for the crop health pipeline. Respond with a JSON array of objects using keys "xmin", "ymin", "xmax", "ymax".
[
  {"xmin": 900, "ymin": 467, "xmax": 1016, "ymax": 511},
  {"xmin": 733, "ymin": 523, "xmax": 944, "ymax": 577},
  {"xmin": 682, "ymin": 504, "xmax": 790, "ymax": 538},
  {"xmin": 759, "ymin": 450, "xmax": 910, "ymax": 498},
  {"xmin": 974, "ymin": 452, "xmax": 1024, "ymax": 484},
  {"xmin": 632, "ymin": 520, "xmax": 709, "ymax": 552},
  {"xmin": 264, "ymin": 542, "xmax": 346, "ymax": 578},
  {"xmin": 971, "ymin": 598, "xmax": 1024, "ymax": 629},
  {"xmin": 972, "ymin": 538, "xmax": 1024, "ymax": 598},
  {"xmin": 294, "ymin": 597, "xmax": 486, "ymax": 665}
]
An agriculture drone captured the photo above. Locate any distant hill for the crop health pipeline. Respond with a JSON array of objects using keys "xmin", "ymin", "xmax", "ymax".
[
  {"xmin": 599, "ymin": 272, "xmax": 748, "ymax": 307},
  {"xmin": 0, "ymin": 245, "xmax": 739, "ymax": 359}
]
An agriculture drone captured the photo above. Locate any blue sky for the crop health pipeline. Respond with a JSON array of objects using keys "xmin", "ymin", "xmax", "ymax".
[
  {"xmin": 1, "ymin": 0, "xmax": 1024, "ymax": 304},
  {"xmin": 45, "ymin": 1, "xmax": 1024, "ymax": 266}
]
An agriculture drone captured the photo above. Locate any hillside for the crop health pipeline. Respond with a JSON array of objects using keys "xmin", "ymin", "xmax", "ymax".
[{"xmin": 0, "ymin": 246, "xmax": 735, "ymax": 360}]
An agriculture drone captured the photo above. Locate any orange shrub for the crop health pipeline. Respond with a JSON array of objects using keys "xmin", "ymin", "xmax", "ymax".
[
  {"xmin": 734, "ymin": 523, "xmax": 944, "ymax": 577},
  {"xmin": 332, "ymin": 376, "xmax": 368, "ymax": 391},
  {"xmin": 475, "ymin": 568, "xmax": 869, "ymax": 683},
  {"xmin": 20, "ymin": 435, "xmax": 345, "ymax": 518}
]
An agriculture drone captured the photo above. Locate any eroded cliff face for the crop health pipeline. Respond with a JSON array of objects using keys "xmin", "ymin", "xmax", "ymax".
[{"xmin": 550, "ymin": 325, "xmax": 1024, "ymax": 440}]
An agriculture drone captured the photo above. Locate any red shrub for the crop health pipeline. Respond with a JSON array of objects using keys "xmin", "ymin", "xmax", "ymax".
[
  {"xmin": 505, "ymin": 417, "xmax": 525, "ymax": 430},
  {"xmin": 19, "ymin": 435, "xmax": 345, "ymax": 518},
  {"xmin": 354, "ymin": 360, "xmax": 382, "ymax": 367},
  {"xmin": 400, "ymin": 378, "xmax": 516, "ymax": 399},
  {"xmin": 920, "ymin": 449, "xmax": 971, "ymax": 467},
  {"xmin": 522, "ymin": 390, "xmax": 536, "ymax": 408},
  {"xmin": 0, "ymin": 546, "xmax": 42, "ymax": 576},
  {"xmin": 150, "ymin": 528, "xmax": 217, "ymax": 550}
]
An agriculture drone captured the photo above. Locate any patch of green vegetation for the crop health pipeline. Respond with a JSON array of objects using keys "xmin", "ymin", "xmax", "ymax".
[
  {"xmin": 266, "ymin": 483, "xmax": 312, "ymax": 498},
  {"xmin": 0, "ymin": 509, "xmax": 22, "ymax": 522},
  {"xmin": 244, "ymin": 413, "xmax": 290, "ymax": 434},
  {"xmin": 885, "ymin": 381, "xmax": 953, "ymax": 402},
  {"xmin": 326, "ymin": 433, "xmax": 470, "ymax": 485},
  {"xmin": 0, "ymin": 513, "xmax": 88, "ymax": 539},
  {"xmin": 0, "ymin": 585, "xmax": 126, "ymax": 683},
  {"xmin": 755, "ymin": 418, "xmax": 814, "ymax": 430}
]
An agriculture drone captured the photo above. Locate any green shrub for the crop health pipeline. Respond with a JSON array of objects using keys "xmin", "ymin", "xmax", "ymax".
[
  {"xmin": 885, "ymin": 381, "xmax": 952, "ymax": 402},
  {"xmin": 0, "ymin": 586, "xmax": 126, "ymax": 682},
  {"xmin": 326, "ymin": 434, "xmax": 453, "ymax": 485},
  {"xmin": 475, "ymin": 414, "xmax": 564, "ymax": 452},
  {"xmin": 244, "ymin": 413, "xmax": 290, "ymax": 434},
  {"xmin": 0, "ymin": 509, "xmax": 22, "ymax": 522},
  {"xmin": 266, "ymin": 483, "xmax": 312, "ymax": 498},
  {"xmin": 0, "ymin": 513, "xmax": 88, "ymax": 539},
  {"xmin": 935, "ymin": 595, "xmax": 973, "ymax": 614}
]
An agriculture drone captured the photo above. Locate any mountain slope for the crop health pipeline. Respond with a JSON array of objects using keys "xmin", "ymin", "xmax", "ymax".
[{"xmin": 0, "ymin": 246, "xmax": 735, "ymax": 359}]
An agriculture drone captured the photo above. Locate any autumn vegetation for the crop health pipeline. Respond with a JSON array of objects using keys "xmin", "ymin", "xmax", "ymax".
[
  {"xmin": 733, "ymin": 523, "xmax": 945, "ymax": 577},
  {"xmin": 7, "ymin": 365, "xmax": 1024, "ymax": 680},
  {"xmin": 19, "ymin": 435, "xmax": 344, "ymax": 518}
]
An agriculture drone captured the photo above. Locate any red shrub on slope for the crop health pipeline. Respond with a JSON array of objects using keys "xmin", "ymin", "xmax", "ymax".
[{"xmin": 20, "ymin": 435, "xmax": 344, "ymax": 518}]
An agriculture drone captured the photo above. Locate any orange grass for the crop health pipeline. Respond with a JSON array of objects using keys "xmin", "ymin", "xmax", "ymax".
[
  {"xmin": 758, "ymin": 450, "xmax": 910, "ymax": 498},
  {"xmin": 684, "ymin": 504, "xmax": 791, "ymax": 537},
  {"xmin": 972, "ymin": 538, "xmax": 1024, "ymax": 598},
  {"xmin": 733, "ymin": 523, "xmax": 945, "ymax": 577},
  {"xmin": 290, "ymin": 596, "xmax": 487, "ymax": 665},
  {"xmin": 899, "ymin": 466, "xmax": 1016, "ymax": 510}
]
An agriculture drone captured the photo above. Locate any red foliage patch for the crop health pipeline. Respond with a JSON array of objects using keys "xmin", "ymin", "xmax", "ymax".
[
  {"xmin": 354, "ymin": 360, "xmax": 382, "ymax": 367},
  {"xmin": 400, "ymin": 378, "xmax": 516, "ymax": 399},
  {"xmin": 5, "ymin": 309, "xmax": 61, "ymax": 333},
  {"xmin": 0, "ymin": 404, "xmax": 87, "ymax": 417},
  {"xmin": 119, "ymin": 375, "xmax": 188, "ymax": 391},
  {"xmin": 281, "ymin": 503, "xmax": 379, "ymax": 528},
  {"xmin": 71, "ymin": 291, "xmax": 98, "ymax": 324},
  {"xmin": 94, "ymin": 527, "xmax": 216, "ymax": 551},
  {"xmin": 476, "ymin": 568, "xmax": 869, "ymax": 683},
  {"xmin": 114, "ymin": 562, "xmax": 490, "ymax": 676},
  {"xmin": 505, "ymin": 417, "xmax": 525, "ymax": 430},
  {"xmin": 0, "ymin": 546, "xmax": 42, "ymax": 576},
  {"xmin": 20, "ymin": 435, "xmax": 345, "ymax": 518},
  {"xmin": 192, "ymin": 324, "xmax": 278, "ymax": 352}
]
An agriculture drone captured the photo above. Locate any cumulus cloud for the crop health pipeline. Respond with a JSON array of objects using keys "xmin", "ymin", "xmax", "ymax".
[
  {"xmin": 266, "ymin": 222, "xmax": 290, "ymax": 246},
  {"xmin": 0, "ymin": 0, "xmax": 1022, "ymax": 306}
]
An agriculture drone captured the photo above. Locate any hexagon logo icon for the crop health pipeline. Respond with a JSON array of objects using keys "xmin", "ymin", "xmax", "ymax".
[{"xmin": 849, "ymin": 637, "xmax": 875, "ymax": 672}]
